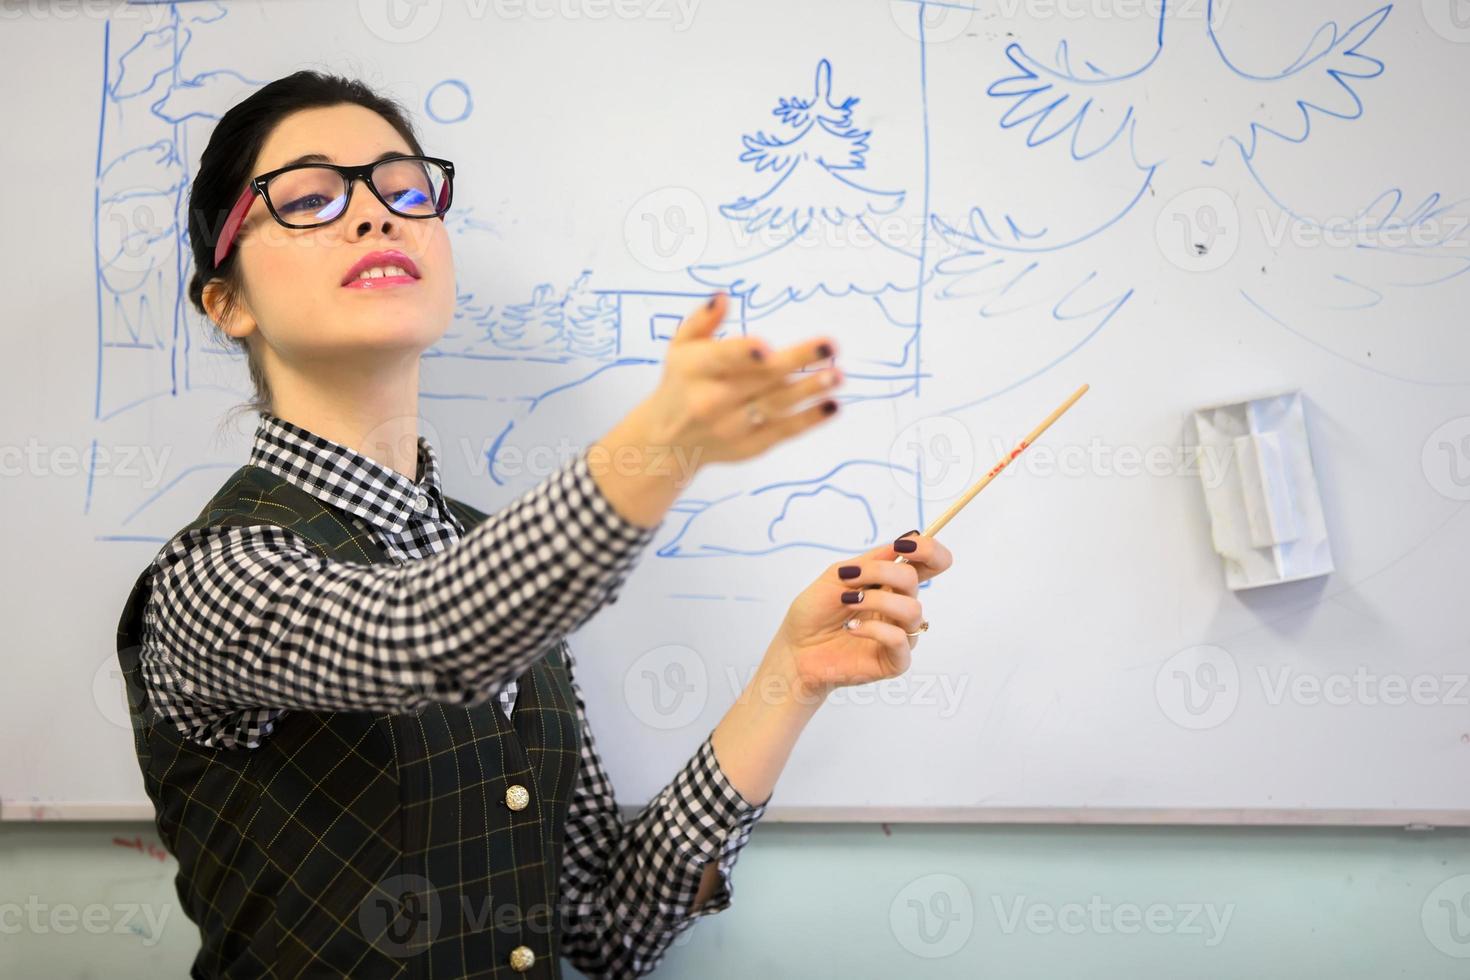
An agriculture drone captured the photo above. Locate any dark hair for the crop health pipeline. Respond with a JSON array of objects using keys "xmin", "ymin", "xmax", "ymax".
[{"xmin": 186, "ymin": 70, "xmax": 425, "ymax": 431}]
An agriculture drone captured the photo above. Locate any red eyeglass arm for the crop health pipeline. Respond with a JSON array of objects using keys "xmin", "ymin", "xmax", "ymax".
[
  {"xmin": 213, "ymin": 170, "xmax": 449, "ymax": 269},
  {"xmin": 213, "ymin": 184, "xmax": 258, "ymax": 269}
]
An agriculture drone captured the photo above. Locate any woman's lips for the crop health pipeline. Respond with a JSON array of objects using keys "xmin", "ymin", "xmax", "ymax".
[
  {"xmin": 341, "ymin": 249, "xmax": 421, "ymax": 285},
  {"xmin": 341, "ymin": 275, "xmax": 418, "ymax": 290}
]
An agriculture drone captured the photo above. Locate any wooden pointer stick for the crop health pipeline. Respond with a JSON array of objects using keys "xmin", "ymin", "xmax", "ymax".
[
  {"xmin": 894, "ymin": 383, "xmax": 1090, "ymax": 565},
  {"xmin": 846, "ymin": 384, "xmax": 1091, "ymax": 634}
]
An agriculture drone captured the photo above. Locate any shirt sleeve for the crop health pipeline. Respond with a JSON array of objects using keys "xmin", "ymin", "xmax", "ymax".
[
  {"xmin": 558, "ymin": 648, "xmax": 770, "ymax": 979},
  {"xmin": 140, "ymin": 450, "xmax": 658, "ymax": 749}
]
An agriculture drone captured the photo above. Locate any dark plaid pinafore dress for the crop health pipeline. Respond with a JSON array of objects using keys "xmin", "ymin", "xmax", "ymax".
[{"xmin": 115, "ymin": 464, "xmax": 582, "ymax": 978}]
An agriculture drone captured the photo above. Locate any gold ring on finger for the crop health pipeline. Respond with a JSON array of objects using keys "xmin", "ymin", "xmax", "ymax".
[{"xmin": 905, "ymin": 619, "xmax": 930, "ymax": 638}]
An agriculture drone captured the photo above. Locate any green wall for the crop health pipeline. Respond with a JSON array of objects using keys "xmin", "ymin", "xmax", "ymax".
[{"xmin": 3, "ymin": 821, "xmax": 1468, "ymax": 977}]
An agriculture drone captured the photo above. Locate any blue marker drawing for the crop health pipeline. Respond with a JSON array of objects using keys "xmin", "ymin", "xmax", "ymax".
[
  {"xmin": 89, "ymin": 2, "xmax": 1469, "ymax": 575},
  {"xmin": 92, "ymin": 4, "xmax": 275, "ymax": 541},
  {"xmin": 673, "ymin": 54, "xmax": 944, "ymax": 555},
  {"xmin": 653, "ymin": 460, "xmax": 916, "ymax": 558},
  {"xmin": 437, "ymin": 270, "xmax": 618, "ymax": 360},
  {"xmin": 925, "ymin": 0, "xmax": 1467, "ymax": 396},
  {"xmin": 425, "ymin": 78, "xmax": 474, "ymax": 125},
  {"xmin": 688, "ymin": 59, "xmax": 934, "ymax": 322},
  {"xmin": 965, "ymin": 0, "xmax": 1398, "ymax": 252}
]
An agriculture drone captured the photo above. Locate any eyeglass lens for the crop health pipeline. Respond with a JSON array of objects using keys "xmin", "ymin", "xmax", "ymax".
[{"xmin": 265, "ymin": 159, "xmax": 449, "ymax": 226}]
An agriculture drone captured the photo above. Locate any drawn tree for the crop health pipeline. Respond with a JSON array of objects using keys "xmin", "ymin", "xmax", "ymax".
[
  {"xmin": 563, "ymin": 270, "xmax": 618, "ymax": 359},
  {"xmin": 487, "ymin": 282, "xmax": 565, "ymax": 352},
  {"xmin": 688, "ymin": 58, "xmax": 927, "ymax": 320}
]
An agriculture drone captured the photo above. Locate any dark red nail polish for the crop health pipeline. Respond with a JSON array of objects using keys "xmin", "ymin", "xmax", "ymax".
[
  {"xmin": 899, "ymin": 529, "xmax": 920, "ymax": 539},
  {"xmin": 838, "ymin": 565, "xmax": 860, "ymax": 579},
  {"xmin": 894, "ymin": 538, "xmax": 917, "ymax": 553},
  {"xmin": 706, "ymin": 294, "xmax": 718, "ymax": 310},
  {"xmin": 821, "ymin": 400, "xmax": 838, "ymax": 415},
  {"xmin": 841, "ymin": 590, "xmax": 864, "ymax": 604},
  {"xmin": 816, "ymin": 342, "xmax": 833, "ymax": 358},
  {"xmin": 750, "ymin": 347, "xmax": 765, "ymax": 361}
]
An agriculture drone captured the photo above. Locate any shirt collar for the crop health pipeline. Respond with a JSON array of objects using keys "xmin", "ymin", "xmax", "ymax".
[{"xmin": 247, "ymin": 411, "xmax": 446, "ymax": 536}]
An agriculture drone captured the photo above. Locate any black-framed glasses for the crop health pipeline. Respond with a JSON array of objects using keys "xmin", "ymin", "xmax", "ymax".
[{"xmin": 213, "ymin": 154, "xmax": 455, "ymax": 268}]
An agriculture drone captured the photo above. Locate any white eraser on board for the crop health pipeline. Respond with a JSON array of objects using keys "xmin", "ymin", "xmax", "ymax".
[
  {"xmin": 1234, "ymin": 431, "xmax": 1301, "ymax": 549},
  {"xmin": 1193, "ymin": 391, "xmax": 1334, "ymax": 590}
]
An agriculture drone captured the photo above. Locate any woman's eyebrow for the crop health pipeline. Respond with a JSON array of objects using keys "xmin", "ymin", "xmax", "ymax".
[{"xmin": 278, "ymin": 149, "xmax": 410, "ymax": 168}]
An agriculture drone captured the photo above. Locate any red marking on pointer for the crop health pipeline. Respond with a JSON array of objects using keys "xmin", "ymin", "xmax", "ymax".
[{"xmin": 908, "ymin": 385, "xmax": 1089, "ymax": 543}]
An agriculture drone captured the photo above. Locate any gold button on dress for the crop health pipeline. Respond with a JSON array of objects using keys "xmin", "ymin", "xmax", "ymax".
[{"xmin": 509, "ymin": 944, "xmax": 536, "ymax": 971}]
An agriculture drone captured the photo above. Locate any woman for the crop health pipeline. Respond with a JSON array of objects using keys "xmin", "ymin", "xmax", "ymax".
[{"xmin": 114, "ymin": 71, "xmax": 953, "ymax": 979}]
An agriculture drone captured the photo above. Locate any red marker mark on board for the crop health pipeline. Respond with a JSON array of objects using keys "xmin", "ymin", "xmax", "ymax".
[{"xmin": 112, "ymin": 835, "xmax": 170, "ymax": 862}]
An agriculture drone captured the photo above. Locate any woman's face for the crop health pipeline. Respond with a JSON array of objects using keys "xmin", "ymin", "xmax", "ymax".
[{"xmin": 215, "ymin": 103, "xmax": 455, "ymax": 375}]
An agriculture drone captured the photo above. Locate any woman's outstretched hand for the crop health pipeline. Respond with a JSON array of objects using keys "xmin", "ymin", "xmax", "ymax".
[
  {"xmin": 630, "ymin": 291, "xmax": 843, "ymax": 468},
  {"xmin": 588, "ymin": 292, "xmax": 845, "ymax": 528},
  {"xmin": 766, "ymin": 532, "xmax": 956, "ymax": 707}
]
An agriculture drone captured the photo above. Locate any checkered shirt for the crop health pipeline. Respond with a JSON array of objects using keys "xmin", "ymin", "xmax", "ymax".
[{"xmin": 132, "ymin": 411, "xmax": 770, "ymax": 976}]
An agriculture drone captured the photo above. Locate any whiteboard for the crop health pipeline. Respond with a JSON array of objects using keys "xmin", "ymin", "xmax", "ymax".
[{"xmin": 3, "ymin": 0, "xmax": 1469, "ymax": 825}]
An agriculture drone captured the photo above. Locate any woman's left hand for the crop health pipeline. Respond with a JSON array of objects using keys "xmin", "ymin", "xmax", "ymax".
[{"xmin": 766, "ymin": 531, "xmax": 955, "ymax": 706}]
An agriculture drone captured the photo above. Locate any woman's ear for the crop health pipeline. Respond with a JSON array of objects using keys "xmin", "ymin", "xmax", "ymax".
[{"xmin": 202, "ymin": 278, "xmax": 257, "ymax": 340}]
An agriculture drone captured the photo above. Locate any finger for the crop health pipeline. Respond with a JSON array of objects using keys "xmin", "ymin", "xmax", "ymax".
[
  {"xmin": 923, "ymin": 538, "xmax": 955, "ymax": 577},
  {"xmin": 761, "ymin": 335, "xmax": 840, "ymax": 376},
  {"xmin": 702, "ymin": 364, "xmax": 842, "ymax": 437},
  {"xmin": 839, "ymin": 616, "xmax": 912, "ymax": 681},
  {"xmin": 680, "ymin": 335, "xmax": 776, "ymax": 380},
  {"xmin": 671, "ymin": 292, "xmax": 728, "ymax": 345},
  {"xmin": 841, "ymin": 535, "xmax": 924, "ymax": 598},
  {"xmin": 834, "ymin": 586, "xmax": 924, "ymax": 634},
  {"xmin": 735, "ymin": 395, "xmax": 840, "ymax": 452},
  {"xmin": 850, "ymin": 609, "xmax": 925, "ymax": 654},
  {"xmin": 889, "ymin": 534, "xmax": 954, "ymax": 581},
  {"xmin": 910, "ymin": 540, "xmax": 954, "ymax": 586},
  {"xmin": 760, "ymin": 364, "xmax": 844, "ymax": 413},
  {"xmin": 852, "ymin": 532, "xmax": 952, "ymax": 578},
  {"xmin": 831, "ymin": 557, "xmax": 919, "ymax": 597},
  {"xmin": 697, "ymin": 357, "xmax": 835, "ymax": 421},
  {"xmin": 843, "ymin": 532, "xmax": 924, "ymax": 568}
]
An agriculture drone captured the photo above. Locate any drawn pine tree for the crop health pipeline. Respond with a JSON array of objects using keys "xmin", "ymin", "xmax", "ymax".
[
  {"xmin": 563, "ymin": 270, "xmax": 618, "ymax": 359},
  {"xmin": 689, "ymin": 58, "xmax": 926, "ymax": 319},
  {"xmin": 488, "ymin": 282, "xmax": 565, "ymax": 352}
]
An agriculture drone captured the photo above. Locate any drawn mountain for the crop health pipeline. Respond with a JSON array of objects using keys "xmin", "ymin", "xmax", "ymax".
[{"xmin": 653, "ymin": 460, "xmax": 915, "ymax": 558}]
